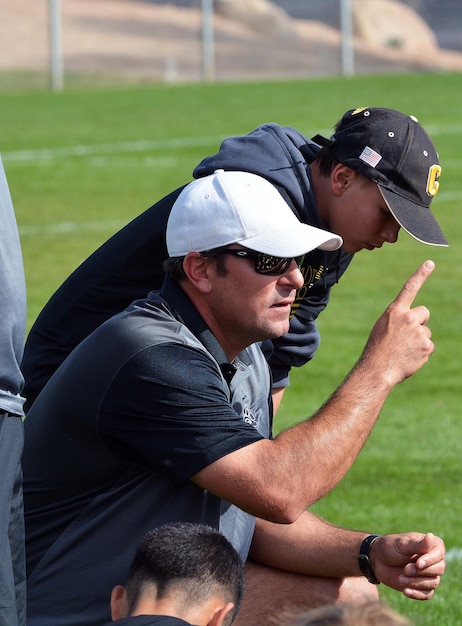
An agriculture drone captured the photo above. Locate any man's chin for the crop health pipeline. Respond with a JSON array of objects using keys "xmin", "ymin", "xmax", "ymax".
[
  {"xmin": 267, "ymin": 322, "xmax": 291, "ymax": 341},
  {"xmin": 342, "ymin": 242, "xmax": 363, "ymax": 253}
]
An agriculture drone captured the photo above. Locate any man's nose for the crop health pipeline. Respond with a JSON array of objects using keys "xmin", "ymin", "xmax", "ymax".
[
  {"xmin": 383, "ymin": 220, "xmax": 401, "ymax": 244},
  {"xmin": 280, "ymin": 259, "xmax": 304, "ymax": 289}
]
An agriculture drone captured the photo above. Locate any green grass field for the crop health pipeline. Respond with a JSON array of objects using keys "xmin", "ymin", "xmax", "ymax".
[{"xmin": 1, "ymin": 71, "xmax": 461, "ymax": 623}]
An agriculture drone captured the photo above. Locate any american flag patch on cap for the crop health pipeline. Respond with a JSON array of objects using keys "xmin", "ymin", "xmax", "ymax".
[{"xmin": 359, "ymin": 146, "xmax": 382, "ymax": 168}]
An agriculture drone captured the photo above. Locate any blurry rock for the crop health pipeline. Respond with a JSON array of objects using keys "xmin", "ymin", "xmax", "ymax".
[
  {"xmin": 215, "ymin": 0, "xmax": 297, "ymax": 38},
  {"xmin": 352, "ymin": 0, "xmax": 439, "ymax": 54}
]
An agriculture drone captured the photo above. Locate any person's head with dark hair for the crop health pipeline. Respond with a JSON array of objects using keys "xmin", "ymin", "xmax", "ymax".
[
  {"xmin": 110, "ymin": 522, "xmax": 245, "ymax": 626},
  {"xmin": 312, "ymin": 107, "xmax": 446, "ymax": 249}
]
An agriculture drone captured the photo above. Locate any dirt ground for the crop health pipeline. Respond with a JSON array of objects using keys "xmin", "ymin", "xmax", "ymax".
[{"xmin": 1, "ymin": 0, "xmax": 462, "ymax": 84}]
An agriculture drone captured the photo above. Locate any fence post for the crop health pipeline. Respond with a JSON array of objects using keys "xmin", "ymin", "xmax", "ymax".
[
  {"xmin": 201, "ymin": 0, "xmax": 215, "ymax": 82},
  {"xmin": 340, "ymin": 0, "xmax": 354, "ymax": 76},
  {"xmin": 49, "ymin": 0, "xmax": 64, "ymax": 91}
]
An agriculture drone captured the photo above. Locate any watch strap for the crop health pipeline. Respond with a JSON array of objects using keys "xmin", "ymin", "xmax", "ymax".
[{"xmin": 358, "ymin": 534, "xmax": 381, "ymax": 584}]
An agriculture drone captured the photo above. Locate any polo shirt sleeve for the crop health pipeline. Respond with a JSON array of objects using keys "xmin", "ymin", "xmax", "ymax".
[{"xmin": 97, "ymin": 343, "xmax": 266, "ymax": 485}]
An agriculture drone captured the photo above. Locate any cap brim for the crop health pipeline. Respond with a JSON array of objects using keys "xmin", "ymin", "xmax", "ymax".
[
  {"xmin": 379, "ymin": 187, "xmax": 448, "ymax": 247},
  {"xmin": 239, "ymin": 223, "xmax": 343, "ymax": 257}
]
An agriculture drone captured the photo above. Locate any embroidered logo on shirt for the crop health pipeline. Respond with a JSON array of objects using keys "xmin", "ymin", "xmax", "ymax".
[
  {"xmin": 242, "ymin": 403, "xmax": 258, "ymax": 428},
  {"xmin": 235, "ymin": 393, "xmax": 259, "ymax": 429}
]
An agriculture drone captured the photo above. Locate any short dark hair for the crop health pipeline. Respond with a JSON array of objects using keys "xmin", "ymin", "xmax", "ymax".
[
  {"xmin": 163, "ymin": 250, "xmax": 230, "ymax": 282},
  {"xmin": 312, "ymin": 116, "xmax": 343, "ymax": 178},
  {"xmin": 314, "ymin": 146, "xmax": 339, "ymax": 178},
  {"xmin": 124, "ymin": 522, "xmax": 244, "ymax": 623},
  {"xmin": 163, "ymin": 256, "xmax": 187, "ymax": 281}
]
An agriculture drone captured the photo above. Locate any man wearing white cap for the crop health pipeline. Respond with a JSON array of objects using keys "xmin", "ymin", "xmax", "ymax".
[{"xmin": 22, "ymin": 170, "xmax": 444, "ymax": 626}]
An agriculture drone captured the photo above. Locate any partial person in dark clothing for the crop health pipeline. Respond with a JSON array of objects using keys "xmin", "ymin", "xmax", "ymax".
[
  {"xmin": 105, "ymin": 522, "xmax": 244, "ymax": 626},
  {"xmin": 21, "ymin": 108, "xmax": 447, "ymax": 413},
  {"xmin": 23, "ymin": 170, "xmax": 445, "ymax": 626},
  {"xmin": 0, "ymin": 156, "xmax": 27, "ymax": 626}
]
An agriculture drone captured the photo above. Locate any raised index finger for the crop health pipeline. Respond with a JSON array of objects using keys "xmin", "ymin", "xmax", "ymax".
[{"xmin": 392, "ymin": 260, "xmax": 435, "ymax": 310}]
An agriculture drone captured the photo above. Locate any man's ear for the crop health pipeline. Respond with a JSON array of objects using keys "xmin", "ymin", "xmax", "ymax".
[
  {"xmin": 207, "ymin": 602, "xmax": 236, "ymax": 626},
  {"xmin": 110, "ymin": 585, "xmax": 130, "ymax": 621},
  {"xmin": 331, "ymin": 163, "xmax": 356, "ymax": 196},
  {"xmin": 183, "ymin": 252, "xmax": 214, "ymax": 293}
]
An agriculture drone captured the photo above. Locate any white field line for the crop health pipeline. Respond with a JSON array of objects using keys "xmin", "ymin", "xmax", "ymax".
[
  {"xmin": 5, "ymin": 135, "xmax": 222, "ymax": 237},
  {"xmin": 446, "ymin": 547, "xmax": 462, "ymax": 562},
  {"xmin": 3, "ymin": 122, "xmax": 461, "ymax": 165},
  {"xmin": 19, "ymin": 219, "xmax": 128, "ymax": 237},
  {"xmin": 1, "ymin": 135, "xmax": 224, "ymax": 164}
]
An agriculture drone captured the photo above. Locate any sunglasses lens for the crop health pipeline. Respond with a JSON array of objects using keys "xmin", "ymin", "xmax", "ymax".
[
  {"xmin": 256, "ymin": 254, "xmax": 291, "ymax": 275},
  {"xmin": 256, "ymin": 253, "xmax": 305, "ymax": 275}
]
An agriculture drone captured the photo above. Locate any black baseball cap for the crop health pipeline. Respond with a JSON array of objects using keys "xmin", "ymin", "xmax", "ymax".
[{"xmin": 312, "ymin": 107, "xmax": 448, "ymax": 246}]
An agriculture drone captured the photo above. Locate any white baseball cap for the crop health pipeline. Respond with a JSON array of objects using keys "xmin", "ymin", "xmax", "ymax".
[{"xmin": 167, "ymin": 169, "xmax": 342, "ymax": 257}]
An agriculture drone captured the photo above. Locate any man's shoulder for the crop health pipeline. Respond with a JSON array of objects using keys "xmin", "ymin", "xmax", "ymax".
[{"xmin": 88, "ymin": 295, "xmax": 185, "ymax": 349}]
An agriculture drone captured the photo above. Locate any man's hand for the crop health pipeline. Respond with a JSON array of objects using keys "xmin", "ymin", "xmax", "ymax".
[
  {"xmin": 371, "ymin": 532, "xmax": 445, "ymax": 600},
  {"xmin": 360, "ymin": 260, "xmax": 435, "ymax": 386}
]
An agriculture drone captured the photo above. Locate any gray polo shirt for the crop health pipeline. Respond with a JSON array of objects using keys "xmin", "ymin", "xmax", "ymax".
[{"xmin": 23, "ymin": 277, "xmax": 272, "ymax": 626}]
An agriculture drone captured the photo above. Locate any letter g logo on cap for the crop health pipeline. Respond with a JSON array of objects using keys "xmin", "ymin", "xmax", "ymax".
[{"xmin": 427, "ymin": 164, "xmax": 441, "ymax": 197}]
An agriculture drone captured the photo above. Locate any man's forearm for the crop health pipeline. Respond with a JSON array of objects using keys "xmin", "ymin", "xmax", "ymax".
[
  {"xmin": 249, "ymin": 511, "xmax": 366, "ymax": 578},
  {"xmin": 249, "ymin": 511, "xmax": 446, "ymax": 601},
  {"xmin": 270, "ymin": 353, "xmax": 393, "ymax": 511}
]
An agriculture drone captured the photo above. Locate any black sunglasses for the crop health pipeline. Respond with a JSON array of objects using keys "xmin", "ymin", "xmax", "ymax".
[{"xmin": 204, "ymin": 248, "xmax": 305, "ymax": 276}]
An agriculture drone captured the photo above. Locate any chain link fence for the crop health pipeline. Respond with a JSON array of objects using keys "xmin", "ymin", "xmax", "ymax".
[{"xmin": 0, "ymin": 0, "xmax": 461, "ymax": 90}]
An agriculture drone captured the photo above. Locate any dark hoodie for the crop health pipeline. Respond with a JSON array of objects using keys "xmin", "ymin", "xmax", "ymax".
[
  {"xmin": 21, "ymin": 123, "xmax": 353, "ymax": 411},
  {"xmin": 194, "ymin": 123, "xmax": 353, "ymax": 384}
]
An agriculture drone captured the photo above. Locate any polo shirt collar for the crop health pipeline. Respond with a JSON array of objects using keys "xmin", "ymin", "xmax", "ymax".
[{"xmin": 159, "ymin": 276, "xmax": 252, "ymax": 383}]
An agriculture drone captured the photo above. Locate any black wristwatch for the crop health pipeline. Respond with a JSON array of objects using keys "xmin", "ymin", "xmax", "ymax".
[{"xmin": 358, "ymin": 534, "xmax": 381, "ymax": 584}]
